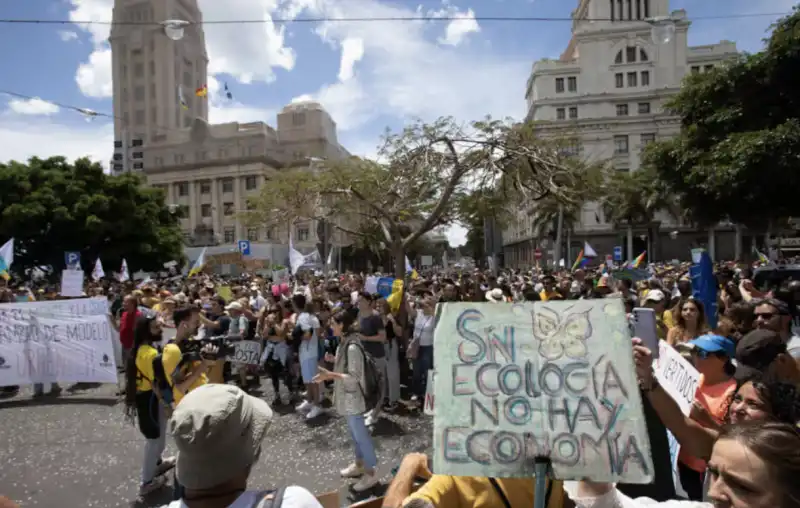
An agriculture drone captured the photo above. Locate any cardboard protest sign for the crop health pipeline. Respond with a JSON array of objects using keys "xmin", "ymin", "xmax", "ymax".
[
  {"xmin": 433, "ymin": 301, "xmax": 653, "ymax": 483},
  {"xmin": 424, "ymin": 370, "xmax": 435, "ymax": 416}
]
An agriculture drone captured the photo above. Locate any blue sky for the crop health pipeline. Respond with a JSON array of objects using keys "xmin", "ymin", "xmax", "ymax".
[{"xmin": 0, "ymin": 0, "xmax": 795, "ymax": 245}]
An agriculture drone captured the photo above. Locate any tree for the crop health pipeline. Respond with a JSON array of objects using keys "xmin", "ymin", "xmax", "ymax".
[
  {"xmin": 0, "ymin": 156, "xmax": 185, "ymax": 275},
  {"xmin": 642, "ymin": 7, "xmax": 800, "ymax": 227},
  {"xmin": 245, "ymin": 117, "xmax": 590, "ymax": 278}
]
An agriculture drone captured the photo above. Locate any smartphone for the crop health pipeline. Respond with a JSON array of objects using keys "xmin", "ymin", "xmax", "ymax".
[{"xmin": 632, "ymin": 307, "xmax": 659, "ymax": 359}]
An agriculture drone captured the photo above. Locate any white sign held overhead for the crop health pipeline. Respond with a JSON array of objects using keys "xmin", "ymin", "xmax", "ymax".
[{"xmin": 60, "ymin": 269, "xmax": 85, "ymax": 297}]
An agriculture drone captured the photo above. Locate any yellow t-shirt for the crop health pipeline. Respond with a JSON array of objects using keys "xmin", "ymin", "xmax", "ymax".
[
  {"xmin": 135, "ymin": 344, "xmax": 159, "ymax": 392},
  {"xmin": 539, "ymin": 290, "xmax": 560, "ymax": 302},
  {"xmin": 162, "ymin": 342, "xmax": 207, "ymax": 405},
  {"xmin": 404, "ymin": 475, "xmax": 565, "ymax": 508},
  {"xmin": 663, "ymin": 309, "xmax": 675, "ymax": 329}
]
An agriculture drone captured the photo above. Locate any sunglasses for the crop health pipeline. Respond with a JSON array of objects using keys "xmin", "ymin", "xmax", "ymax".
[{"xmin": 755, "ymin": 312, "xmax": 776, "ymax": 320}]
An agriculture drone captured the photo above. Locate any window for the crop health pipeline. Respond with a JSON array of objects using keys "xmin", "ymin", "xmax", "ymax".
[
  {"xmin": 640, "ymin": 133, "xmax": 656, "ymax": 146},
  {"xmin": 224, "ymin": 228, "xmax": 235, "ymax": 244},
  {"xmin": 614, "ymin": 135, "xmax": 629, "ymax": 155},
  {"xmin": 180, "ymin": 204, "xmax": 190, "ymax": 217},
  {"xmin": 223, "ymin": 202, "xmax": 235, "ymax": 216},
  {"xmin": 154, "ymin": 156, "xmax": 163, "ymax": 166},
  {"xmin": 555, "ymin": 78, "xmax": 565, "ymax": 93},
  {"xmin": 638, "ymin": 102, "xmax": 651, "ymax": 114},
  {"xmin": 222, "ymin": 178, "xmax": 234, "ymax": 193},
  {"xmin": 292, "ymin": 112, "xmax": 306, "ymax": 126},
  {"xmin": 297, "ymin": 227, "xmax": 310, "ymax": 242},
  {"xmin": 200, "ymin": 181, "xmax": 211, "ymax": 194},
  {"xmin": 626, "ymin": 46, "xmax": 637, "ymax": 63},
  {"xmin": 266, "ymin": 227, "xmax": 274, "ymax": 240},
  {"xmin": 218, "ymin": 148, "xmax": 228, "ymax": 158},
  {"xmin": 148, "ymin": 60, "xmax": 155, "ymax": 76},
  {"xmin": 174, "ymin": 153, "xmax": 185, "ymax": 164},
  {"xmin": 615, "ymin": 73, "xmax": 624, "ymax": 88},
  {"xmin": 615, "ymin": 50, "xmax": 623, "ymax": 64},
  {"xmin": 704, "ymin": 65, "xmax": 714, "ymax": 72},
  {"xmin": 134, "ymin": 86, "xmax": 145, "ymax": 100},
  {"xmin": 201, "ymin": 204, "xmax": 212, "ymax": 218},
  {"xmin": 691, "ymin": 66, "xmax": 700, "ymax": 74},
  {"xmin": 177, "ymin": 182, "xmax": 189, "ymax": 196},
  {"xmin": 556, "ymin": 108, "xmax": 566, "ymax": 120},
  {"xmin": 196, "ymin": 151, "xmax": 207, "ymax": 161},
  {"xmin": 567, "ymin": 76, "xmax": 577, "ymax": 92},
  {"xmin": 627, "ymin": 72, "xmax": 638, "ymax": 87},
  {"xmin": 568, "ymin": 107, "xmax": 578, "ymax": 119},
  {"xmin": 641, "ymin": 70, "xmax": 650, "ymax": 86},
  {"xmin": 134, "ymin": 109, "xmax": 145, "ymax": 125},
  {"xmin": 245, "ymin": 176, "xmax": 257, "ymax": 190},
  {"xmin": 639, "ymin": 48, "xmax": 648, "ymax": 62},
  {"xmin": 616, "ymin": 104, "xmax": 629, "ymax": 116},
  {"xmin": 247, "ymin": 228, "xmax": 259, "ymax": 242},
  {"xmin": 134, "ymin": 62, "xmax": 144, "ymax": 77}
]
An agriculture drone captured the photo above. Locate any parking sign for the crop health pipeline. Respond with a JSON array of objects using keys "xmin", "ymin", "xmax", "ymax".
[
  {"xmin": 613, "ymin": 246, "xmax": 623, "ymax": 261},
  {"xmin": 238, "ymin": 240, "xmax": 251, "ymax": 256},
  {"xmin": 64, "ymin": 251, "xmax": 81, "ymax": 270}
]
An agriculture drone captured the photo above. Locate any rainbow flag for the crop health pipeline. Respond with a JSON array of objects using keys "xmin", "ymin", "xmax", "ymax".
[
  {"xmin": 631, "ymin": 251, "xmax": 646, "ymax": 268},
  {"xmin": 571, "ymin": 249, "xmax": 589, "ymax": 271}
]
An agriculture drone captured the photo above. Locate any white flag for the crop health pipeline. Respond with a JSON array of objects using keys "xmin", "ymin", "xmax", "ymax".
[
  {"xmin": 118, "ymin": 259, "xmax": 130, "ymax": 282},
  {"xmin": 288, "ymin": 234, "xmax": 306, "ymax": 275},
  {"xmin": 326, "ymin": 246, "xmax": 333, "ymax": 268},
  {"xmin": 92, "ymin": 258, "xmax": 105, "ymax": 281},
  {"xmin": 583, "ymin": 241, "xmax": 598, "ymax": 258}
]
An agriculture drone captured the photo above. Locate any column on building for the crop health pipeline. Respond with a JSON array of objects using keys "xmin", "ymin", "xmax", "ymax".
[
  {"xmin": 258, "ymin": 174, "xmax": 266, "ymax": 239},
  {"xmin": 211, "ymin": 177, "xmax": 221, "ymax": 240},
  {"xmin": 167, "ymin": 182, "xmax": 176, "ymax": 205},
  {"xmin": 188, "ymin": 180, "xmax": 197, "ymax": 231},
  {"xmin": 234, "ymin": 176, "xmax": 243, "ymax": 242}
]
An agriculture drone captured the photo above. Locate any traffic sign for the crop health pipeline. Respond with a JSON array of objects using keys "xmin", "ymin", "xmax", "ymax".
[
  {"xmin": 534, "ymin": 248, "xmax": 543, "ymax": 260},
  {"xmin": 64, "ymin": 251, "xmax": 81, "ymax": 270},
  {"xmin": 613, "ymin": 246, "xmax": 623, "ymax": 261},
  {"xmin": 237, "ymin": 240, "xmax": 251, "ymax": 256}
]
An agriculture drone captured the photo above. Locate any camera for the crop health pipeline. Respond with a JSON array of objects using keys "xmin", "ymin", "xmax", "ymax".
[{"xmin": 180, "ymin": 335, "xmax": 237, "ymax": 361}]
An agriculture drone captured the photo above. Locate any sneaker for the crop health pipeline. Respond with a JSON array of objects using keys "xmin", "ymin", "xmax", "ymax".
[
  {"xmin": 352, "ymin": 471, "xmax": 379, "ymax": 492},
  {"xmin": 296, "ymin": 400, "xmax": 312, "ymax": 413},
  {"xmin": 139, "ymin": 475, "xmax": 167, "ymax": 496},
  {"xmin": 306, "ymin": 405, "xmax": 323, "ymax": 419},
  {"xmin": 365, "ymin": 414, "xmax": 376, "ymax": 427},
  {"xmin": 340, "ymin": 463, "xmax": 364, "ymax": 478}
]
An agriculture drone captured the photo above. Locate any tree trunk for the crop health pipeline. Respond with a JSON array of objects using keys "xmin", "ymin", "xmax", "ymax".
[{"xmin": 393, "ymin": 242, "xmax": 406, "ymax": 280}]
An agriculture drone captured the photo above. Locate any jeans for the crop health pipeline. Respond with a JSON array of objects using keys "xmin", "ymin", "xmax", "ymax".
[
  {"xmin": 33, "ymin": 383, "xmax": 60, "ymax": 395},
  {"xmin": 346, "ymin": 414, "xmax": 377, "ymax": 470},
  {"xmin": 366, "ymin": 357, "xmax": 387, "ymax": 421},
  {"xmin": 142, "ymin": 404, "xmax": 167, "ymax": 484},
  {"xmin": 412, "ymin": 346, "xmax": 433, "ymax": 398},
  {"xmin": 384, "ymin": 341, "xmax": 401, "ymax": 403}
]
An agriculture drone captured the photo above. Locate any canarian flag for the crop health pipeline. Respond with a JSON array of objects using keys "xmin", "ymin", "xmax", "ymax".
[
  {"xmin": 189, "ymin": 247, "xmax": 207, "ymax": 276},
  {"xmin": 195, "ymin": 85, "xmax": 208, "ymax": 98},
  {"xmin": 177, "ymin": 86, "xmax": 188, "ymax": 110},
  {"xmin": 631, "ymin": 251, "xmax": 647, "ymax": 268},
  {"xmin": 91, "ymin": 258, "xmax": 105, "ymax": 281},
  {"xmin": 118, "ymin": 259, "xmax": 130, "ymax": 282},
  {"xmin": 0, "ymin": 238, "xmax": 13, "ymax": 280},
  {"xmin": 405, "ymin": 255, "xmax": 419, "ymax": 280},
  {"xmin": 753, "ymin": 246, "xmax": 771, "ymax": 265}
]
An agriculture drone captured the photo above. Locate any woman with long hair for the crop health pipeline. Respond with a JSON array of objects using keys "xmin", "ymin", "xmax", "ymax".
[
  {"xmin": 314, "ymin": 310, "xmax": 379, "ymax": 492},
  {"xmin": 573, "ymin": 422, "xmax": 800, "ymax": 507},
  {"xmin": 124, "ymin": 315, "xmax": 174, "ymax": 497},
  {"xmin": 667, "ymin": 298, "xmax": 708, "ymax": 347},
  {"xmin": 260, "ymin": 308, "xmax": 293, "ymax": 405}
]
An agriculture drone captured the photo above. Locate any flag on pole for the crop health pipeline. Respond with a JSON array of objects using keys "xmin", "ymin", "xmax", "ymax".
[
  {"xmin": 571, "ymin": 249, "xmax": 588, "ymax": 272},
  {"xmin": 326, "ymin": 246, "xmax": 333, "ymax": 269},
  {"xmin": 405, "ymin": 256, "xmax": 419, "ymax": 280},
  {"xmin": 189, "ymin": 248, "xmax": 207, "ymax": 276},
  {"xmin": 583, "ymin": 241, "xmax": 598, "ymax": 258},
  {"xmin": 288, "ymin": 234, "xmax": 305, "ymax": 276},
  {"xmin": 631, "ymin": 251, "xmax": 647, "ymax": 268},
  {"xmin": 753, "ymin": 246, "xmax": 772, "ymax": 265},
  {"xmin": 195, "ymin": 85, "xmax": 208, "ymax": 98},
  {"xmin": 177, "ymin": 86, "xmax": 188, "ymax": 110},
  {"xmin": 224, "ymin": 82, "xmax": 233, "ymax": 100},
  {"xmin": 91, "ymin": 258, "xmax": 105, "ymax": 281},
  {"xmin": 0, "ymin": 238, "xmax": 13, "ymax": 280},
  {"xmin": 118, "ymin": 259, "xmax": 130, "ymax": 282}
]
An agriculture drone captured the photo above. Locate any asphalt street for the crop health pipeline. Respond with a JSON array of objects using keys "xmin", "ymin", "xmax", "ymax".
[{"xmin": 0, "ymin": 380, "xmax": 433, "ymax": 508}]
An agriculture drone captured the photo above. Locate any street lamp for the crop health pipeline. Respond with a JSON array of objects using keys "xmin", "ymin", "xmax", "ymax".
[
  {"xmin": 162, "ymin": 20, "xmax": 189, "ymax": 41},
  {"xmin": 646, "ymin": 16, "xmax": 676, "ymax": 45}
]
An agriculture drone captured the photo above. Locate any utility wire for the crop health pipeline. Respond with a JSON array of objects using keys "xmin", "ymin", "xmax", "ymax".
[{"xmin": 0, "ymin": 12, "xmax": 789, "ymax": 26}]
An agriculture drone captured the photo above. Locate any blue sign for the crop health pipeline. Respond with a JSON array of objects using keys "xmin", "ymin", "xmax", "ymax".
[
  {"xmin": 237, "ymin": 240, "xmax": 251, "ymax": 256},
  {"xmin": 64, "ymin": 251, "xmax": 81, "ymax": 269},
  {"xmin": 613, "ymin": 245, "xmax": 623, "ymax": 261},
  {"xmin": 376, "ymin": 277, "xmax": 395, "ymax": 297},
  {"xmin": 690, "ymin": 249, "xmax": 718, "ymax": 329}
]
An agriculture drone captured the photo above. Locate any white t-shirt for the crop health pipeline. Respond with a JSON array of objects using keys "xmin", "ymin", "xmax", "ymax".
[
  {"xmin": 163, "ymin": 486, "xmax": 323, "ymax": 508},
  {"xmin": 414, "ymin": 312, "xmax": 436, "ymax": 347},
  {"xmin": 297, "ymin": 312, "xmax": 321, "ymax": 362}
]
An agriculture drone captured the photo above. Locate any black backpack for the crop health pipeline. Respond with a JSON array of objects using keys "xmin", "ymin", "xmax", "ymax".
[
  {"xmin": 251, "ymin": 487, "xmax": 285, "ymax": 508},
  {"xmin": 343, "ymin": 338, "xmax": 382, "ymax": 411}
]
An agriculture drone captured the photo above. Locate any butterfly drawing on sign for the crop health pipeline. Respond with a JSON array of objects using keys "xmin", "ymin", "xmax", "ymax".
[{"xmin": 531, "ymin": 306, "xmax": 593, "ymax": 360}]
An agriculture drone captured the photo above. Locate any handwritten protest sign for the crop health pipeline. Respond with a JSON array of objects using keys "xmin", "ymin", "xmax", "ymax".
[
  {"xmin": 0, "ymin": 298, "xmax": 116, "ymax": 386},
  {"xmin": 433, "ymin": 301, "xmax": 653, "ymax": 483},
  {"xmin": 654, "ymin": 341, "xmax": 700, "ymax": 498},
  {"xmin": 424, "ymin": 370, "xmax": 435, "ymax": 416},
  {"xmin": 229, "ymin": 340, "xmax": 262, "ymax": 366}
]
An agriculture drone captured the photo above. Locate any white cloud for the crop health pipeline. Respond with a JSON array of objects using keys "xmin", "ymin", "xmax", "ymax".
[
  {"xmin": 59, "ymin": 30, "xmax": 79, "ymax": 42},
  {"xmin": 75, "ymin": 47, "xmax": 113, "ymax": 98},
  {"xmin": 338, "ymin": 38, "xmax": 365, "ymax": 81},
  {"xmin": 428, "ymin": 1, "xmax": 481, "ymax": 46},
  {"xmin": 7, "ymin": 98, "xmax": 60, "ymax": 116}
]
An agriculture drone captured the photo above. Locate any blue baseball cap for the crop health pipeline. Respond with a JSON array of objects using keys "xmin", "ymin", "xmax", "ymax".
[{"xmin": 688, "ymin": 334, "xmax": 736, "ymax": 358}]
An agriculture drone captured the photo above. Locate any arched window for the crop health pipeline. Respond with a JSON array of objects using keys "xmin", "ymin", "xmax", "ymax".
[{"xmin": 615, "ymin": 50, "xmax": 623, "ymax": 64}]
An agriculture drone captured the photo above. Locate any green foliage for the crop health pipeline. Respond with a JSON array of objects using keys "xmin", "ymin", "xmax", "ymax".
[
  {"xmin": 598, "ymin": 168, "xmax": 678, "ymax": 226},
  {"xmin": 0, "ymin": 156, "xmax": 185, "ymax": 274},
  {"xmin": 642, "ymin": 7, "xmax": 800, "ymax": 226}
]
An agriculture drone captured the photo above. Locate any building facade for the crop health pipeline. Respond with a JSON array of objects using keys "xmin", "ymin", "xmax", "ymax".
[
  {"xmin": 503, "ymin": 0, "xmax": 743, "ymax": 268},
  {"xmin": 108, "ymin": 0, "xmax": 352, "ymax": 269}
]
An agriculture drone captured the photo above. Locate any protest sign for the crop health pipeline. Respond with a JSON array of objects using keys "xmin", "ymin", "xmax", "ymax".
[
  {"xmin": 60, "ymin": 269, "xmax": 85, "ymax": 297},
  {"xmin": 0, "ymin": 298, "xmax": 116, "ymax": 386},
  {"xmin": 654, "ymin": 341, "xmax": 701, "ymax": 499},
  {"xmin": 433, "ymin": 301, "xmax": 653, "ymax": 483},
  {"xmin": 229, "ymin": 340, "xmax": 262, "ymax": 366},
  {"xmin": 424, "ymin": 370, "xmax": 435, "ymax": 416}
]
